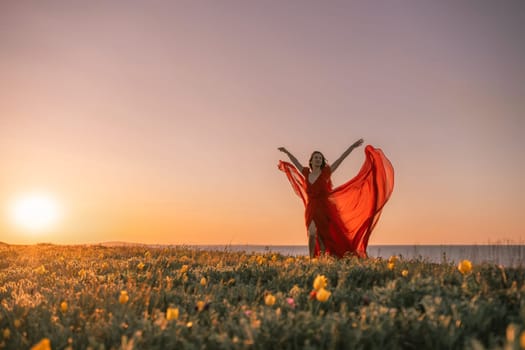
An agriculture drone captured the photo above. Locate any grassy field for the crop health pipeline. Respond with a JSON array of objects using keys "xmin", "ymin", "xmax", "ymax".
[{"xmin": 0, "ymin": 244, "xmax": 524, "ymax": 350}]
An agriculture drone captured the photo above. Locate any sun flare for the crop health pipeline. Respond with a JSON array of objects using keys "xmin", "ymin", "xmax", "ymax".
[{"xmin": 9, "ymin": 193, "xmax": 62, "ymax": 233}]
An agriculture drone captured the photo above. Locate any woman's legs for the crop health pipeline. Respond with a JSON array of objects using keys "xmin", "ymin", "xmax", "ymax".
[
  {"xmin": 307, "ymin": 220, "xmax": 325, "ymax": 258},
  {"xmin": 307, "ymin": 221, "xmax": 316, "ymax": 258}
]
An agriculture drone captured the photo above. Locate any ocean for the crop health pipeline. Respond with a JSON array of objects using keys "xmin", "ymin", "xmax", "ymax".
[{"xmin": 185, "ymin": 245, "xmax": 525, "ymax": 267}]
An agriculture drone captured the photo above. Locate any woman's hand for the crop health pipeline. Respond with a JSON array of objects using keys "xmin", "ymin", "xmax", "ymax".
[{"xmin": 351, "ymin": 138, "xmax": 364, "ymax": 149}]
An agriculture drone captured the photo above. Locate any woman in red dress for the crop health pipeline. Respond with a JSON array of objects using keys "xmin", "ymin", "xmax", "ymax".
[{"xmin": 278, "ymin": 139, "xmax": 394, "ymax": 258}]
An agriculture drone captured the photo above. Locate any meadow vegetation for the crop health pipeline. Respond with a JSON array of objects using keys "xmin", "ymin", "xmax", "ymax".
[{"xmin": 0, "ymin": 244, "xmax": 524, "ymax": 349}]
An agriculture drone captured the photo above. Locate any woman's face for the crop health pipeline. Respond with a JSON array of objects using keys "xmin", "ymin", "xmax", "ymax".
[{"xmin": 311, "ymin": 152, "xmax": 324, "ymax": 167}]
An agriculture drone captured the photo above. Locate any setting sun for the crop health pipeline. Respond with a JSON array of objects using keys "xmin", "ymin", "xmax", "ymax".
[{"xmin": 9, "ymin": 193, "xmax": 62, "ymax": 233}]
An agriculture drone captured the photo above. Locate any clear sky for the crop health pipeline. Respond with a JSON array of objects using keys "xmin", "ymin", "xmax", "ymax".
[{"xmin": 1, "ymin": 1, "xmax": 524, "ymax": 245}]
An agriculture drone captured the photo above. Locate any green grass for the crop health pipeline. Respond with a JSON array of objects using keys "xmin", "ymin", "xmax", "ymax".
[{"xmin": 0, "ymin": 244, "xmax": 524, "ymax": 349}]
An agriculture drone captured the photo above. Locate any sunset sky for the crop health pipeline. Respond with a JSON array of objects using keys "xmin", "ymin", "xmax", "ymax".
[{"xmin": 1, "ymin": 1, "xmax": 524, "ymax": 246}]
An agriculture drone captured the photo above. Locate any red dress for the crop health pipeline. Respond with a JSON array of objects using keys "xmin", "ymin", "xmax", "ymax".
[{"xmin": 278, "ymin": 145, "xmax": 394, "ymax": 258}]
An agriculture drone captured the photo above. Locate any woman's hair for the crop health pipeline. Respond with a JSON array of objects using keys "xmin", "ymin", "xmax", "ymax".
[{"xmin": 309, "ymin": 151, "xmax": 327, "ymax": 169}]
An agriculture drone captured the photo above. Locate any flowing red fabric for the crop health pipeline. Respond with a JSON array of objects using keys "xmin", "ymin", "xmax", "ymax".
[{"xmin": 278, "ymin": 145, "xmax": 394, "ymax": 258}]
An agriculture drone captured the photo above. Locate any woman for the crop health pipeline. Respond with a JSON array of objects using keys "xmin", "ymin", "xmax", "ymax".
[{"xmin": 278, "ymin": 139, "xmax": 394, "ymax": 258}]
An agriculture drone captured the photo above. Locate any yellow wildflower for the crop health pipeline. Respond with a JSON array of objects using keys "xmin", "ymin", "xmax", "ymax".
[
  {"xmin": 2, "ymin": 328, "xmax": 10, "ymax": 339},
  {"xmin": 180, "ymin": 265, "xmax": 189, "ymax": 273},
  {"xmin": 60, "ymin": 301, "xmax": 68, "ymax": 313},
  {"xmin": 289, "ymin": 284, "xmax": 301, "ymax": 298},
  {"xmin": 200, "ymin": 277, "xmax": 207, "ymax": 286},
  {"xmin": 507, "ymin": 324, "xmax": 517, "ymax": 342},
  {"xmin": 313, "ymin": 275, "xmax": 328, "ymax": 291},
  {"xmin": 14, "ymin": 319, "xmax": 21, "ymax": 328},
  {"xmin": 387, "ymin": 262, "xmax": 395, "ymax": 270},
  {"xmin": 166, "ymin": 307, "xmax": 179, "ymax": 321},
  {"xmin": 275, "ymin": 307, "xmax": 281, "ymax": 316},
  {"xmin": 251, "ymin": 317, "xmax": 261, "ymax": 328},
  {"xmin": 186, "ymin": 321, "xmax": 193, "ymax": 328},
  {"xmin": 264, "ymin": 293, "xmax": 276, "ymax": 306},
  {"xmin": 196, "ymin": 301, "xmax": 206, "ymax": 311},
  {"xmin": 458, "ymin": 260, "xmax": 472, "ymax": 275},
  {"xmin": 30, "ymin": 338, "xmax": 51, "ymax": 350},
  {"xmin": 119, "ymin": 291, "xmax": 129, "ymax": 304},
  {"xmin": 137, "ymin": 262, "xmax": 145, "ymax": 270},
  {"xmin": 316, "ymin": 288, "xmax": 331, "ymax": 302},
  {"xmin": 35, "ymin": 265, "xmax": 46, "ymax": 275},
  {"xmin": 388, "ymin": 255, "xmax": 398, "ymax": 264},
  {"xmin": 401, "ymin": 270, "xmax": 409, "ymax": 277}
]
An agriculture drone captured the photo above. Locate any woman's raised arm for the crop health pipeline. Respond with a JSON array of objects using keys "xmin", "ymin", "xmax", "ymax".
[
  {"xmin": 278, "ymin": 147, "xmax": 305, "ymax": 172},
  {"xmin": 330, "ymin": 138, "xmax": 364, "ymax": 173}
]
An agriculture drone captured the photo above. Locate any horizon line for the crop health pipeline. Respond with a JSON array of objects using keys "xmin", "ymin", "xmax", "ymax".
[{"xmin": 2, "ymin": 241, "xmax": 525, "ymax": 247}]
